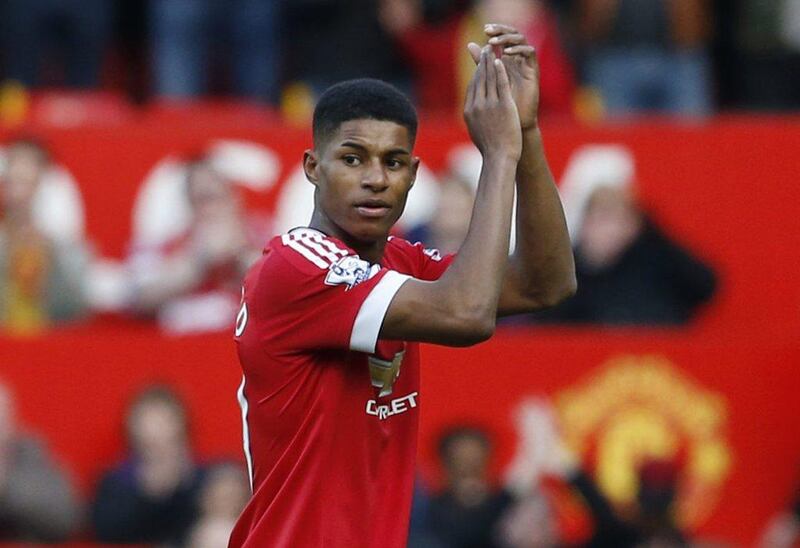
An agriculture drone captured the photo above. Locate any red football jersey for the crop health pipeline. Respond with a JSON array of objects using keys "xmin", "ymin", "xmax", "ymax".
[{"xmin": 230, "ymin": 227, "xmax": 452, "ymax": 548}]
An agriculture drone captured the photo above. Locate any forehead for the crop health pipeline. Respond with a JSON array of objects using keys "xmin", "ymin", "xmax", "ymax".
[{"xmin": 326, "ymin": 119, "xmax": 413, "ymax": 154}]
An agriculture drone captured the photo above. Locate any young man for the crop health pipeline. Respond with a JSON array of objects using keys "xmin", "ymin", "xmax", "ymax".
[{"xmin": 230, "ymin": 25, "xmax": 575, "ymax": 548}]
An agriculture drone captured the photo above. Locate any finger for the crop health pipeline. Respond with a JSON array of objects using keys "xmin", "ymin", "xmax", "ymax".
[
  {"xmin": 465, "ymin": 68, "xmax": 476, "ymax": 108},
  {"xmin": 486, "ymin": 49, "xmax": 498, "ymax": 101},
  {"xmin": 467, "ymin": 42, "xmax": 481, "ymax": 65},
  {"xmin": 488, "ymin": 33, "xmax": 526, "ymax": 48},
  {"xmin": 484, "ymin": 23, "xmax": 519, "ymax": 36},
  {"xmin": 477, "ymin": 46, "xmax": 489, "ymax": 100},
  {"xmin": 502, "ymin": 45, "xmax": 536, "ymax": 58},
  {"xmin": 494, "ymin": 58, "xmax": 513, "ymax": 100},
  {"xmin": 465, "ymin": 59, "xmax": 477, "ymax": 107}
]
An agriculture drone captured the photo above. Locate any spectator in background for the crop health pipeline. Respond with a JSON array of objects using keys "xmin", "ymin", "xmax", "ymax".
[
  {"xmin": 0, "ymin": 380, "xmax": 81, "ymax": 542},
  {"xmin": 186, "ymin": 461, "xmax": 250, "ymax": 548},
  {"xmin": 149, "ymin": 0, "xmax": 282, "ymax": 103},
  {"xmin": 759, "ymin": 482, "xmax": 800, "ymax": 547},
  {"xmin": 0, "ymin": 138, "xmax": 88, "ymax": 334},
  {"xmin": 424, "ymin": 426, "xmax": 514, "ymax": 548},
  {"xmin": 731, "ymin": 0, "xmax": 800, "ymax": 110},
  {"xmin": 510, "ymin": 398, "xmax": 688, "ymax": 547},
  {"xmin": 92, "ymin": 385, "xmax": 204, "ymax": 545},
  {"xmin": 406, "ymin": 144, "xmax": 515, "ymax": 255},
  {"xmin": 406, "ymin": 148, "xmax": 476, "ymax": 255},
  {"xmin": 1, "ymin": 0, "xmax": 113, "ymax": 88},
  {"xmin": 534, "ymin": 145, "xmax": 717, "ymax": 325},
  {"xmin": 381, "ymin": 0, "xmax": 575, "ymax": 115},
  {"xmin": 284, "ymin": 0, "xmax": 412, "ymax": 99},
  {"xmin": 128, "ymin": 157, "xmax": 261, "ymax": 334},
  {"xmin": 576, "ymin": 0, "xmax": 713, "ymax": 115}
]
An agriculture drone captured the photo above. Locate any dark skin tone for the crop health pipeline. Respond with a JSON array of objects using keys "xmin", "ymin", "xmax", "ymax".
[
  {"xmin": 304, "ymin": 26, "xmax": 575, "ymax": 346},
  {"xmin": 305, "ymin": 119, "xmax": 419, "ymax": 264}
]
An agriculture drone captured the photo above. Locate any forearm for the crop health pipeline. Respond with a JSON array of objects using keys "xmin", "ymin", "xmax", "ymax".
[
  {"xmin": 436, "ymin": 154, "xmax": 517, "ymax": 321},
  {"xmin": 382, "ymin": 153, "xmax": 518, "ymax": 345},
  {"xmin": 504, "ymin": 128, "xmax": 575, "ymax": 312}
]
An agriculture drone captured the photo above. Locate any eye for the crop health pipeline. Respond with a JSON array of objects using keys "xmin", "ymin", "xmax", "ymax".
[
  {"xmin": 386, "ymin": 158, "xmax": 405, "ymax": 170},
  {"xmin": 343, "ymin": 155, "xmax": 361, "ymax": 166}
]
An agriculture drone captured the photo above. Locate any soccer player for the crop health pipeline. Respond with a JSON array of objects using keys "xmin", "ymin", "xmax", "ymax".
[{"xmin": 230, "ymin": 25, "xmax": 576, "ymax": 548}]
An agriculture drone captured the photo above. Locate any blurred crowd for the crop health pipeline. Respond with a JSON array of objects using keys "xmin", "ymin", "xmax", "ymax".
[
  {"xmin": 0, "ymin": 2, "xmax": 791, "ymax": 545},
  {"xmin": 0, "ymin": 0, "xmax": 798, "ymax": 118},
  {"xmin": 0, "ymin": 379, "xmax": 250, "ymax": 546},
  {"xmin": 3, "ymin": 376, "xmax": 799, "ymax": 547},
  {"xmin": 0, "ymin": 135, "xmax": 718, "ymax": 334}
]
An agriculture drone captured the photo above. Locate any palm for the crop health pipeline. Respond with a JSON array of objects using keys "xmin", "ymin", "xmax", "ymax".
[
  {"xmin": 470, "ymin": 24, "xmax": 542, "ymax": 130},
  {"xmin": 502, "ymin": 52, "xmax": 539, "ymax": 130}
]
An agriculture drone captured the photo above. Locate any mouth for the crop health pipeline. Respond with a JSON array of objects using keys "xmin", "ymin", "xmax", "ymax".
[{"xmin": 354, "ymin": 199, "xmax": 392, "ymax": 219}]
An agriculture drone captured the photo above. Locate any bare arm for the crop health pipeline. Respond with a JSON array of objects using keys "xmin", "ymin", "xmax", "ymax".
[
  {"xmin": 380, "ymin": 48, "xmax": 521, "ymax": 346},
  {"xmin": 479, "ymin": 25, "xmax": 576, "ymax": 315},
  {"xmin": 499, "ymin": 127, "xmax": 576, "ymax": 314}
]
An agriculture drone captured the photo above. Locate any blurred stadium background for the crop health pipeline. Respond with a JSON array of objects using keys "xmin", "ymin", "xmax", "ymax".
[{"xmin": 0, "ymin": 0, "xmax": 798, "ymax": 547}]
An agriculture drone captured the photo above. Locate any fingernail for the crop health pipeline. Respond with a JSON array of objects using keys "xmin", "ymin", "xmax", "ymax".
[{"xmin": 489, "ymin": 37, "xmax": 499, "ymax": 44}]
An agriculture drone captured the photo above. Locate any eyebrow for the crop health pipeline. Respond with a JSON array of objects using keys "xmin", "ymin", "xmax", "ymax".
[{"xmin": 339, "ymin": 141, "xmax": 410, "ymax": 156}]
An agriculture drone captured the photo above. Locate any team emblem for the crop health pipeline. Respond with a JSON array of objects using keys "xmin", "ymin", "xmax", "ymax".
[
  {"xmin": 368, "ymin": 350, "xmax": 405, "ymax": 398},
  {"xmin": 557, "ymin": 355, "xmax": 731, "ymax": 530}
]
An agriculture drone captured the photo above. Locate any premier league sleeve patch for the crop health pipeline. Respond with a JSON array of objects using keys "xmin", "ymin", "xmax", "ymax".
[{"xmin": 325, "ymin": 255, "xmax": 380, "ymax": 290}]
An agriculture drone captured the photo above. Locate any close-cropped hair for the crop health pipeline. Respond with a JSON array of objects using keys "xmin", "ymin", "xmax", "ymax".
[{"xmin": 312, "ymin": 78, "xmax": 418, "ymax": 148}]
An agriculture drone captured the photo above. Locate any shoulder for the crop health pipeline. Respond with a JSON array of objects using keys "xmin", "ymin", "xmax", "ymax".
[
  {"xmin": 251, "ymin": 228, "xmax": 380, "ymax": 298},
  {"xmin": 387, "ymin": 235, "xmax": 443, "ymax": 262},
  {"xmin": 271, "ymin": 228, "xmax": 353, "ymax": 273}
]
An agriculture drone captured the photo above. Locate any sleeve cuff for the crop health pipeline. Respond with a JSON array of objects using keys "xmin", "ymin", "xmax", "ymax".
[{"xmin": 350, "ymin": 270, "xmax": 411, "ymax": 353}]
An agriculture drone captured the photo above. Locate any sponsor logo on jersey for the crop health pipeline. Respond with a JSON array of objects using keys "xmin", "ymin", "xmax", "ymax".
[
  {"xmin": 325, "ymin": 255, "xmax": 380, "ymax": 290},
  {"xmin": 366, "ymin": 391, "xmax": 419, "ymax": 420}
]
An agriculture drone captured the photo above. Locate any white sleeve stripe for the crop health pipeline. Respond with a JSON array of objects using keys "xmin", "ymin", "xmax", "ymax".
[
  {"xmin": 286, "ymin": 239, "xmax": 329, "ymax": 268},
  {"xmin": 237, "ymin": 377, "xmax": 254, "ymax": 493},
  {"xmin": 299, "ymin": 236, "xmax": 341, "ymax": 264},
  {"xmin": 350, "ymin": 270, "xmax": 411, "ymax": 354},
  {"xmin": 313, "ymin": 235, "xmax": 349, "ymax": 257}
]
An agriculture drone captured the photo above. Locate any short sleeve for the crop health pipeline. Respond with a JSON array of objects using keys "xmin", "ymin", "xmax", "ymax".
[
  {"xmin": 389, "ymin": 237, "xmax": 455, "ymax": 281},
  {"xmin": 417, "ymin": 246, "xmax": 455, "ymax": 281},
  {"xmin": 250, "ymin": 232, "xmax": 412, "ymax": 354}
]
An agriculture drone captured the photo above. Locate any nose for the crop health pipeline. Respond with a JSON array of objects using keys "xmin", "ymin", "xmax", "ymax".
[{"xmin": 361, "ymin": 160, "xmax": 388, "ymax": 192}]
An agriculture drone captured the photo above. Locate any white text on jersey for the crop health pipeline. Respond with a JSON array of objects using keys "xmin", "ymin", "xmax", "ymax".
[{"xmin": 365, "ymin": 392, "xmax": 419, "ymax": 420}]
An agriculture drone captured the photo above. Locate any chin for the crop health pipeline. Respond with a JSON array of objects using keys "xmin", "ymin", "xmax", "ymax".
[{"xmin": 347, "ymin": 221, "xmax": 392, "ymax": 244}]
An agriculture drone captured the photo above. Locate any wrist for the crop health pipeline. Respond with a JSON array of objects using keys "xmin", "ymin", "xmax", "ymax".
[
  {"xmin": 481, "ymin": 150, "xmax": 521, "ymax": 168},
  {"xmin": 521, "ymin": 126, "xmax": 542, "ymax": 142}
]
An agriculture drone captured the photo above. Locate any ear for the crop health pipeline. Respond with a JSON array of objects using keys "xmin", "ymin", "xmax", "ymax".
[
  {"xmin": 409, "ymin": 157, "xmax": 420, "ymax": 189},
  {"xmin": 303, "ymin": 149, "xmax": 319, "ymax": 186}
]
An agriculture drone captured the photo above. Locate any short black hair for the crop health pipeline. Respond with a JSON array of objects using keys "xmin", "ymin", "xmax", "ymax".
[{"xmin": 312, "ymin": 78, "xmax": 418, "ymax": 148}]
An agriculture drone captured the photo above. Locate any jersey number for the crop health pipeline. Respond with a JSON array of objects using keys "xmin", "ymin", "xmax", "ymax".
[{"xmin": 235, "ymin": 302, "xmax": 248, "ymax": 337}]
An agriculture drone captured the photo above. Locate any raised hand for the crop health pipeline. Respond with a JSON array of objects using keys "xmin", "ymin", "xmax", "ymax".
[
  {"xmin": 468, "ymin": 24, "xmax": 540, "ymax": 131},
  {"xmin": 463, "ymin": 46, "xmax": 522, "ymax": 161}
]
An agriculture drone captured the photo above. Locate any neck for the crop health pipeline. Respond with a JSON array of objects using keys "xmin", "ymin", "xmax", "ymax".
[{"xmin": 309, "ymin": 209, "xmax": 387, "ymax": 264}]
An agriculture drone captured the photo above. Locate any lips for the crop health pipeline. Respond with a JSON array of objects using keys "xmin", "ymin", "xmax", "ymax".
[{"xmin": 354, "ymin": 199, "xmax": 392, "ymax": 219}]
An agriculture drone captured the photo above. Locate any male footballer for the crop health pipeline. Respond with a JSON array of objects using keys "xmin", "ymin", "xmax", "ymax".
[{"xmin": 230, "ymin": 24, "xmax": 575, "ymax": 548}]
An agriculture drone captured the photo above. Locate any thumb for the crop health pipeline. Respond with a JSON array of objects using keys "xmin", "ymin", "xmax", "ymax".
[{"xmin": 467, "ymin": 42, "xmax": 481, "ymax": 65}]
